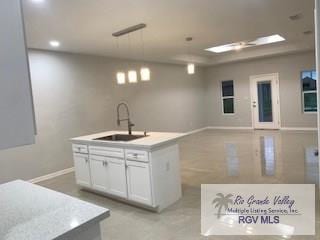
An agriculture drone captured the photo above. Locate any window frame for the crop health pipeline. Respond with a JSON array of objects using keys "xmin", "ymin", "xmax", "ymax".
[
  {"xmin": 220, "ymin": 80, "xmax": 235, "ymax": 115},
  {"xmin": 301, "ymin": 69, "xmax": 317, "ymax": 114}
]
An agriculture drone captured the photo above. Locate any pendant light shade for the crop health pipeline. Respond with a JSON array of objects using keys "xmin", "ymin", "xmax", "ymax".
[
  {"xmin": 140, "ymin": 67, "xmax": 150, "ymax": 81},
  {"xmin": 116, "ymin": 72, "xmax": 126, "ymax": 85},
  {"xmin": 128, "ymin": 70, "xmax": 138, "ymax": 83},
  {"xmin": 186, "ymin": 37, "xmax": 195, "ymax": 75},
  {"xmin": 187, "ymin": 63, "xmax": 195, "ymax": 75}
]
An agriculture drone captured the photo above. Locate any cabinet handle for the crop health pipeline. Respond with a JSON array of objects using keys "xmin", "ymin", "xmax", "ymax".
[{"xmin": 85, "ymin": 157, "xmax": 88, "ymax": 163}]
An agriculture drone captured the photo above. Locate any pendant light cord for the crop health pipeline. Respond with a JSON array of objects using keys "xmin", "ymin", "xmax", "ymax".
[{"xmin": 141, "ymin": 29, "xmax": 145, "ymax": 66}]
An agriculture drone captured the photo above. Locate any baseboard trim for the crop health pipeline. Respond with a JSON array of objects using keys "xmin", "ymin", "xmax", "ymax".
[
  {"xmin": 184, "ymin": 127, "xmax": 209, "ymax": 135},
  {"xmin": 280, "ymin": 127, "xmax": 317, "ymax": 131},
  {"xmin": 207, "ymin": 126, "xmax": 254, "ymax": 130},
  {"xmin": 29, "ymin": 167, "xmax": 75, "ymax": 184},
  {"xmin": 205, "ymin": 126, "xmax": 317, "ymax": 131}
]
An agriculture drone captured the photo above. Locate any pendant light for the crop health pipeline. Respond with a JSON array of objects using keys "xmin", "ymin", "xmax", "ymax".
[
  {"xmin": 186, "ymin": 37, "xmax": 195, "ymax": 75},
  {"xmin": 128, "ymin": 70, "xmax": 138, "ymax": 83},
  {"xmin": 116, "ymin": 37, "xmax": 126, "ymax": 84},
  {"xmin": 116, "ymin": 72, "xmax": 126, "ymax": 84},
  {"xmin": 112, "ymin": 23, "xmax": 147, "ymax": 84},
  {"xmin": 140, "ymin": 29, "xmax": 150, "ymax": 81},
  {"xmin": 127, "ymin": 34, "xmax": 138, "ymax": 83},
  {"xmin": 140, "ymin": 67, "xmax": 150, "ymax": 81}
]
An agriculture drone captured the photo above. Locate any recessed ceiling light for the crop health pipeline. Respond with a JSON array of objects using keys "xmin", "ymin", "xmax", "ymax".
[
  {"xmin": 49, "ymin": 40, "xmax": 60, "ymax": 47},
  {"xmin": 205, "ymin": 34, "xmax": 285, "ymax": 53}
]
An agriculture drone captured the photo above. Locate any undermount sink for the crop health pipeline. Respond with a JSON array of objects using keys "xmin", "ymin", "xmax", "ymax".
[{"xmin": 93, "ymin": 134, "xmax": 148, "ymax": 142}]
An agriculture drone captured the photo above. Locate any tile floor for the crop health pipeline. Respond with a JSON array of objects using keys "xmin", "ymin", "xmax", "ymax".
[{"xmin": 39, "ymin": 130, "xmax": 319, "ymax": 240}]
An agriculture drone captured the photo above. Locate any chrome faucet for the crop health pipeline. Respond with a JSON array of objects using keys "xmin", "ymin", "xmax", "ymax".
[{"xmin": 116, "ymin": 102, "xmax": 135, "ymax": 135}]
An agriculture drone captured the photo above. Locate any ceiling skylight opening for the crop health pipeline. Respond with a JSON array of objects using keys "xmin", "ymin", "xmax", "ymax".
[
  {"xmin": 205, "ymin": 34, "xmax": 286, "ymax": 53},
  {"xmin": 31, "ymin": 0, "xmax": 45, "ymax": 3}
]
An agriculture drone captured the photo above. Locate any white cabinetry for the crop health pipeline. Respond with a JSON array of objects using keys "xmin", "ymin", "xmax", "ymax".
[
  {"xmin": 73, "ymin": 153, "xmax": 91, "ymax": 188},
  {"xmin": 0, "ymin": 0, "xmax": 36, "ymax": 150},
  {"xmin": 107, "ymin": 158, "xmax": 127, "ymax": 198},
  {"xmin": 72, "ymin": 142, "xmax": 181, "ymax": 212},
  {"xmin": 126, "ymin": 160, "xmax": 152, "ymax": 206},
  {"xmin": 89, "ymin": 155, "xmax": 108, "ymax": 192},
  {"xmin": 89, "ymin": 154, "xmax": 127, "ymax": 198}
]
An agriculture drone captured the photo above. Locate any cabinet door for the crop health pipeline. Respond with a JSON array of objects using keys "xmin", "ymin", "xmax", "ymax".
[
  {"xmin": 73, "ymin": 154, "xmax": 91, "ymax": 187},
  {"xmin": 106, "ymin": 158, "xmax": 127, "ymax": 198},
  {"xmin": 89, "ymin": 155, "xmax": 108, "ymax": 192},
  {"xmin": 126, "ymin": 161, "xmax": 153, "ymax": 206},
  {"xmin": 0, "ymin": 0, "xmax": 36, "ymax": 150}
]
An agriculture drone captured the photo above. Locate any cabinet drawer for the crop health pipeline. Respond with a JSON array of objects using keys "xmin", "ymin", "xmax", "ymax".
[
  {"xmin": 89, "ymin": 146, "xmax": 124, "ymax": 159},
  {"xmin": 125, "ymin": 149, "xmax": 149, "ymax": 162},
  {"xmin": 90, "ymin": 154, "xmax": 107, "ymax": 162},
  {"xmin": 72, "ymin": 144, "xmax": 88, "ymax": 154}
]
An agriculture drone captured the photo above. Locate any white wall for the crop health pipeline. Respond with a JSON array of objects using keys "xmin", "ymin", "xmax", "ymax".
[
  {"xmin": 204, "ymin": 51, "xmax": 317, "ymax": 128},
  {"xmin": 0, "ymin": 50, "xmax": 206, "ymax": 183}
]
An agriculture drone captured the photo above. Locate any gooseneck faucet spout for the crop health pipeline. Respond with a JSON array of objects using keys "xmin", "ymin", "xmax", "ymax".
[{"xmin": 116, "ymin": 102, "xmax": 135, "ymax": 135}]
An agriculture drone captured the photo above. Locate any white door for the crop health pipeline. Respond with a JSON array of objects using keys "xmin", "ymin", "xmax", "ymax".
[
  {"xmin": 250, "ymin": 73, "xmax": 281, "ymax": 129},
  {"xmin": 107, "ymin": 158, "xmax": 127, "ymax": 198},
  {"xmin": 73, "ymin": 153, "xmax": 91, "ymax": 187},
  {"xmin": 89, "ymin": 155, "xmax": 109, "ymax": 192},
  {"xmin": 126, "ymin": 160, "xmax": 153, "ymax": 206}
]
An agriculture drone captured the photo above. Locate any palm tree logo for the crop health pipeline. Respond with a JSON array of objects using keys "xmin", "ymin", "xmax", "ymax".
[{"xmin": 212, "ymin": 193, "xmax": 233, "ymax": 219}]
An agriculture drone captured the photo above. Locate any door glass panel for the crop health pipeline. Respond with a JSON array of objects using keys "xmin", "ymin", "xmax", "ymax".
[{"xmin": 257, "ymin": 81, "xmax": 273, "ymax": 122}]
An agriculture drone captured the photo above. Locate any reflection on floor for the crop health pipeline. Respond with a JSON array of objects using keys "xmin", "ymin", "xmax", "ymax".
[{"xmin": 38, "ymin": 130, "xmax": 319, "ymax": 240}]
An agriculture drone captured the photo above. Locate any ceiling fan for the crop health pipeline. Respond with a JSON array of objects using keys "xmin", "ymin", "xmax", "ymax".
[{"xmin": 231, "ymin": 41, "xmax": 257, "ymax": 50}]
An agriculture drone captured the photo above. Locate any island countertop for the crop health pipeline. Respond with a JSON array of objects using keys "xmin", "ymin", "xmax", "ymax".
[
  {"xmin": 0, "ymin": 180, "xmax": 109, "ymax": 240},
  {"xmin": 70, "ymin": 131, "xmax": 185, "ymax": 150}
]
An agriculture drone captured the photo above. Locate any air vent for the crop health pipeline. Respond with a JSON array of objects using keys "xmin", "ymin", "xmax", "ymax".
[
  {"xmin": 303, "ymin": 30, "xmax": 313, "ymax": 35},
  {"xmin": 289, "ymin": 13, "xmax": 302, "ymax": 21}
]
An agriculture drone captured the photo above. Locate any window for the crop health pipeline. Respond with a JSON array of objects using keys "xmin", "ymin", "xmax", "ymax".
[
  {"xmin": 301, "ymin": 70, "xmax": 317, "ymax": 113},
  {"xmin": 221, "ymin": 80, "xmax": 234, "ymax": 114}
]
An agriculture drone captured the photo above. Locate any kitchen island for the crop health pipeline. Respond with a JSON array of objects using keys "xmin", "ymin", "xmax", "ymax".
[
  {"xmin": 0, "ymin": 180, "xmax": 109, "ymax": 240},
  {"xmin": 71, "ymin": 131, "xmax": 184, "ymax": 212}
]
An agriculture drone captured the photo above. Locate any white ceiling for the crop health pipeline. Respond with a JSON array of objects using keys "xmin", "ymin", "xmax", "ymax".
[{"xmin": 22, "ymin": 0, "xmax": 315, "ymax": 66}]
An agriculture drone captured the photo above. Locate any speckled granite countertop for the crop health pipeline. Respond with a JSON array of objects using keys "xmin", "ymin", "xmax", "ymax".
[
  {"xmin": 0, "ymin": 180, "xmax": 109, "ymax": 240},
  {"xmin": 71, "ymin": 131, "xmax": 185, "ymax": 150}
]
